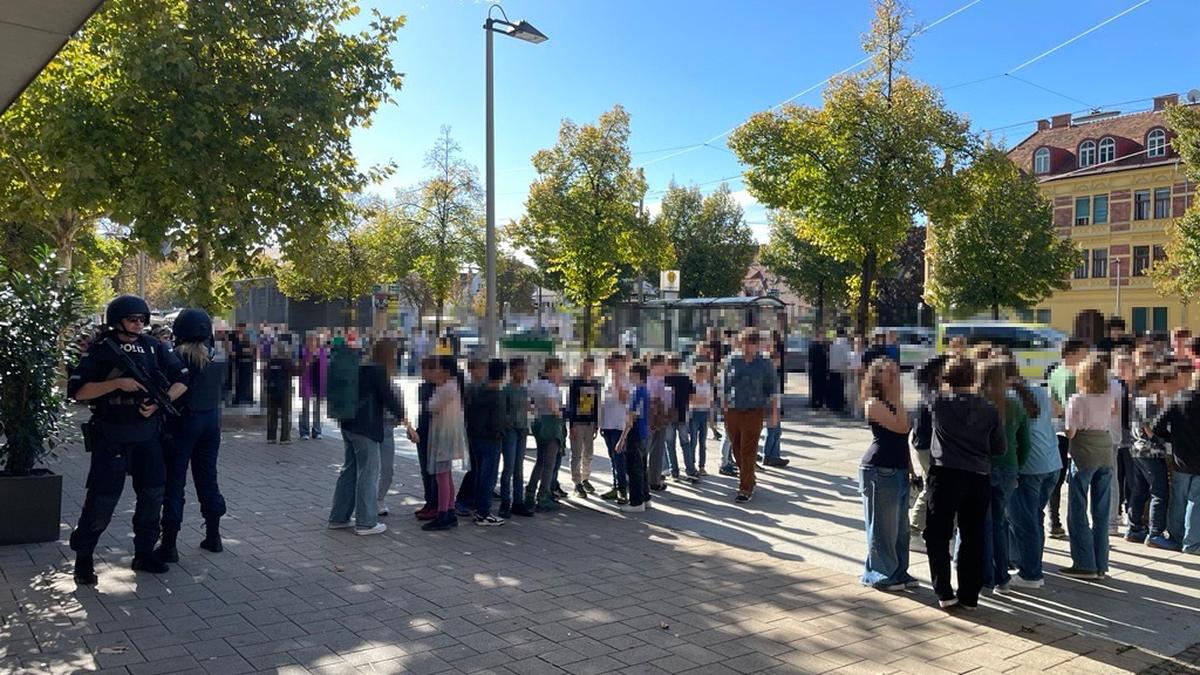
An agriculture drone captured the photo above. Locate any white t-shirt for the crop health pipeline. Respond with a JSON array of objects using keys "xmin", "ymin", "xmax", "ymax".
[
  {"xmin": 600, "ymin": 376, "xmax": 629, "ymax": 430},
  {"xmin": 529, "ymin": 378, "xmax": 562, "ymax": 417},
  {"xmin": 692, "ymin": 382, "xmax": 712, "ymax": 410}
]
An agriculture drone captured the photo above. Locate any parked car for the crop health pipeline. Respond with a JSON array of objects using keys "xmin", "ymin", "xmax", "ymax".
[
  {"xmin": 785, "ymin": 335, "xmax": 811, "ymax": 372},
  {"xmin": 874, "ymin": 326, "xmax": 935, "ymax": 370},
  {"xmin": 937, "ymin": 321, "xmax": 1064, "ymax": 380}
]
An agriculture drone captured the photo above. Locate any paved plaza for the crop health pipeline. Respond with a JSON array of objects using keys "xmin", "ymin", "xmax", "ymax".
[{"xmin": 2, "ymin": 383, "xmax": 1200, "ymax": 674}]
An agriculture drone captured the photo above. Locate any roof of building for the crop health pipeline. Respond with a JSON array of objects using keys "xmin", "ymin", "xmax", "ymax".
[{"xmin": 1006, "ymin": 95, "xmax": 1191, "ymax": 182}]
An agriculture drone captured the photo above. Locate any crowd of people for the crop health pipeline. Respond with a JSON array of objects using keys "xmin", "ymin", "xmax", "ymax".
[
  {"xmin": 856, "ymin": 321, "xmax": 1200, "ymax": 610},
  {"xmin": 323, "ymin": 326, "xmax": 783, "ymax": 534}
]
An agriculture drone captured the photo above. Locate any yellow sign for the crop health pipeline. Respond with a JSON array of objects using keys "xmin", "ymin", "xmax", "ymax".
[{"xmin": 660, "ymin": 270, "xmax": 680, "ymax": 293}]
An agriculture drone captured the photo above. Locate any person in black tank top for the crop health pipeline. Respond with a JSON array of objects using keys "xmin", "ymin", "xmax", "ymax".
[{"xmin": 857, "ymin": 358, "xmax": 917, "ymax": 591}]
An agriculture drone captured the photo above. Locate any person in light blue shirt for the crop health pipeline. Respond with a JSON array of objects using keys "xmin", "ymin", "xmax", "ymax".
[{"xmin": 1008, "ymin": 366, "xmax": 1063, "ymax": 588}]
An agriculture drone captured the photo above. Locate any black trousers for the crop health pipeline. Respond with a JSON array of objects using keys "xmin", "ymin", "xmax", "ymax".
[
  {"xmin": 1049, "ymin": 434, "xmax": 1070, "ymax": 526},
  {"xmin": 827, "ymin": 372, "xmax": 845, "ymax": 413},
  {"xmin": 624, "ymin": 435, "xmax": 648, "ymax": 507},
  {"xmin": 809, "ymin": 369, "xmax": 827, "ymax": 409},
  {"xmin": 71, "ymin": 431, "xmax": 165, "ymax": 557},
  {"xmin": 924, "ymin": 466, "xmax": 990, "ymax": 605}
]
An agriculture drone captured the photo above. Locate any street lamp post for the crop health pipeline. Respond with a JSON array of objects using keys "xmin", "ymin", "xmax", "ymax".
[
  {"xmin": 484, "ymin": 5, "xmax": 547, "ymax": 356},
  {"xmin": 1112, "ymin": 257, "xmax": 1122, "ymax": 317}
]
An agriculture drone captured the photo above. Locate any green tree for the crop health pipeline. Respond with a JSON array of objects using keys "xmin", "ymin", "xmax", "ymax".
[
  {"xmin": 277, "ymin": 202, "xmax": 385, "ymax": 327},
  {"xmin": 760, "ymin": 210, "xmax": 854, "ymax": 331},
  {"xmin": 512, "ymin": 105, "xmax": 652, "ymax": 348},
  {"xmin": 100, "ymin": 0, "xmax": 403, "ymax": 312},
  {"xmin": 873, "ymin": 226, "xmax": 926, "ymax": 326},
  {"xmin": 926, "ymin": 147, "xmax": 1077, "ymax": 319},
  {"xmin": 657, "ymin": 183, "xmax": 756, "ymax": 298},
  {"xmin": 403, "ymin": 127, "xmax": 483, "ymax": 335},
  {"xmin": 728, "ymin": 0, "xmax": 970, "ymax": 334},
  {"xmin": 1152, "ymin": 210, "xmax": 1200, "ymax": 323}
]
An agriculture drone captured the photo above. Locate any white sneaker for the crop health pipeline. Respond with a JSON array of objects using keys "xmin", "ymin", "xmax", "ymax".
[
  {"xmin": 1009, "ymin": 576, "xmax": 1045, "ymax": 589},
  {"xmin": 620, "ymin": 503, "xmax": 646, "ymax": 513},
  {"xmin": 377, "ymin": 505, "xmax": 390, "ymax": 517},
  {"xmin": 355, "ymin": 523, "xmax": 387, "ymax": 536},
  {"xmin": 938, "ymin": 597, "xmax": 959, "ymax": 609},
  {"xmin": 327, "ymin": 521, "xmax": 353, "ymax": 530}
]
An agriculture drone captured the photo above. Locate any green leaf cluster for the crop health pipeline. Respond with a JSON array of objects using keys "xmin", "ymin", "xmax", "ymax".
[
  {"xmin": 926, "ymin": 147, "xmax": 1077, "ymax": 318},
  {"xmin": 760, "ymin": 210, "xmax": 855, "ymax": 330},
  {"xmin": 656, "ymin": 183, "xmax": 756, "ymax": 298}
]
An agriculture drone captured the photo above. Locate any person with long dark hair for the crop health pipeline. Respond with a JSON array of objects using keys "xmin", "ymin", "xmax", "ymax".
[
  {"xmin": 1006, "ymin": 358, "xmax": 1061, "ymax": 589},
  {"xmin": 916, "ymin": 356, "xmax": 1005, "ymax": 609}
]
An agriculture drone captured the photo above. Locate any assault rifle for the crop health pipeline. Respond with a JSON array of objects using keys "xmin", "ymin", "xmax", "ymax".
[{"xmin": 101, "ymin": 333, "xmax": 180, "ymax": 417}]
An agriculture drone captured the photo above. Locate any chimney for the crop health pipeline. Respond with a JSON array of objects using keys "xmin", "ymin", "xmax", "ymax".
[
  {"xmin": 1154, "ymin": 93, "xmax": 1179, "ymax": 111},
  {"xmin": 1051, "ymin": 113, "xmax": 1072, "ymax": 129},
  {"xmin": 1037, "ymin": 119, "xmax": 1050, "ymax": 131}
]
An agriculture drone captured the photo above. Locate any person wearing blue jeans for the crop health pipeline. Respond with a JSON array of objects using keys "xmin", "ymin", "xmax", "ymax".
[
  {"xmin": 599, "ymin": 354, "xmax": 631, "ymax": 502},
  {"xmin": 1006, "ymin": 370, "xmax": 1060, "ymax": 590},
  {"xmin": 978, "ymin": 365, "xmax": 1033, "ymax": 592},
  {"xmin": 1151, "ymin": 383, "xmax": 1200, "ymax": 553},
  {"xmin": 761, "ymin": 418, "xmax": 783, "ymax": 465},
  {"xmin": 1066, "ymin": 463, "xmax": 1113, "ymax": 574},
  {"xmin": 858, "ymin": 358, "xmax": 916, "ymax": 590},
  {"xmin": 467, "ymin": 360, "xmax": 507, "ymax": 526},
  {"xmin": 1127, "ymin": 375, "xmax": 1176, "ymax": 548},
  {"xmin": 1060, "ymin": 359, "xmax": 1117, "ymax": 579},
  {"xmin": 664, "ymin": 357, "xmax": 695, "ymax": 480},
  {"xmin": 500, "ymin": 358, "xmax": 532, "ymax": 518}
]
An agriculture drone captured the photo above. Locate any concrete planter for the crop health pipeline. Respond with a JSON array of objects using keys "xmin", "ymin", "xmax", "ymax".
[{"xmin": 0, "ymin": 471, "xmax": 63, "ymax": 545}]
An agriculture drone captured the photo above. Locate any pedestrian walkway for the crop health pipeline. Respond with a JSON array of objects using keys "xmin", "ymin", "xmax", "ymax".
[{"xmin": 0, "ymin": 406, "xmax": 1196, "ymax": 673}]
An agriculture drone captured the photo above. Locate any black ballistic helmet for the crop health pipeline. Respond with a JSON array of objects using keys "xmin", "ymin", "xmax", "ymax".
[
  {"xmin": 105, "ymin": 295, "xmax": 151, "ymax": 329},
  {"xmin": 173, "ymin": 308, "xmax": 213, "ymax": 344}
]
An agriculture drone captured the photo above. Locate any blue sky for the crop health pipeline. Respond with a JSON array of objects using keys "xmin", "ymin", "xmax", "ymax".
[{"xmin": 349, "ymin": 0, "xmax": 1197, "ymax": 241}]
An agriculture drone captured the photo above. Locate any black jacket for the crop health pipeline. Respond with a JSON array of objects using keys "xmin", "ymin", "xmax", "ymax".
[
  {"xmin": 340, "ymin": 364, "xmax": 405, "ymax": 443},
  {"xmin": 466, "ymin": 385, "xmax": 505, "ymax": 441},
  {"xmin": 917, "ymin": 391, "xmax": 1005, "ymax": 475},
  {"xmin": 1153, "ymin": 390, "xmax": 1200, "ymax": 475}
]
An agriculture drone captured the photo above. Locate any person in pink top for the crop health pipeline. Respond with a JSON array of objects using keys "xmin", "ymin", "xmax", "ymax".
[
  {"xmin": 1062, "ymin": 356, "xmax": 1118, "ymax": 580},
  {"xmin": 299, "ymin": 331, "xmax": 329, "ymax": 440}
]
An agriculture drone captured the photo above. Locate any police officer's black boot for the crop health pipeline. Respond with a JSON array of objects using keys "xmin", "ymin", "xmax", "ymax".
[
  {"xmin": 155, "ymin": 528, "xmax": 180, "ymax": 563},
  {"xmin": 200, "ymin": 519, "xmax": 223, "ymax": 553},
  {"xmin": 73, "ymin": 554, "xmax": 98, "ymax": 586},
  {"xmin": 131, "ymin": 550, "xmax": 169, "ymax": 574}
]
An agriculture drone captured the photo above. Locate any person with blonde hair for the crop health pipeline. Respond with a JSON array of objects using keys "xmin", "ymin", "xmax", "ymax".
[
  {"xmin": 1061, "ymin": 356, "xmax": 1117, "ymax": 578},
  {"xmin": 857, "ymin": 358, "xmax": 916, "ymax": 591}
]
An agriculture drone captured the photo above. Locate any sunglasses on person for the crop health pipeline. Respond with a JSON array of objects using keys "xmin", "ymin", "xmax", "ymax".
[{"xmin": 122, "ymin": 316, "xmax": 147, "ymax": 325}]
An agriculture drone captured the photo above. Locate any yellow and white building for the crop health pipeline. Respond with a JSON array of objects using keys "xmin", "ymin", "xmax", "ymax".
[{"xmin": 1005, "ymin": 93, "xmax": 1197, "ymax": 337}]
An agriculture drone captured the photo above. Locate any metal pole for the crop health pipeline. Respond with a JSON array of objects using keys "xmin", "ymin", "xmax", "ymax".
[
  {"xmin": 484, "ymin": 22, "xmax": 497, "ymax": 358},
  {"xmin": 1114, "ymin": 258, "xmax": 1121, "ymax": 317}
]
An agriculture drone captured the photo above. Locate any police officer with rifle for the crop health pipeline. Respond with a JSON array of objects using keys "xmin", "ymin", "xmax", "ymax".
[
  {"xmin": 155, "ymin": 308, "xmax": 227, "ymax": 563},
  {"xmin": 68, "ymin": 295, "xmax": 188, "ymax": 585}
]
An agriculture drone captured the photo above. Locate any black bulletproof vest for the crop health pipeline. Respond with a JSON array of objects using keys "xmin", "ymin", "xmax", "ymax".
[{"xmin": 176, "ymin": 349, "xmax": 225, "ymax": 412}]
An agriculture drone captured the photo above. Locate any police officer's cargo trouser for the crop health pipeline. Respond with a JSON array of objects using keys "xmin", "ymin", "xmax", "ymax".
[
  {"xmin": 70, "ymin": 421, "xmax": 165, "ymax": 557},
  {"xmin": 162, "ymin": 409, "xmax": 226, "ymax": 533}
]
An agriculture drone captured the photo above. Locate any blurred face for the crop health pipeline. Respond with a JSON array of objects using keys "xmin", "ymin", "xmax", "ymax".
[
  {"xmin": 581, "ymin": 360, "xmax": 595, "ymax": 379},
  {"xmin": 744, "ymin": 338, "xmax": 761, "ymax": 358},
  {"xmin": 511, "ymin": 363, "xmax": 527, "ymax": 383},
  {"xmin": 695, "ymin": 368, "xmax": 709, "ymax": 383},
  {"xmin": 547, "ymin": 365, "xmax": 563, "ymax": 384},
  {"xmin": 421, "ymin": 361, "xmax": 435, "ymax": 381}
]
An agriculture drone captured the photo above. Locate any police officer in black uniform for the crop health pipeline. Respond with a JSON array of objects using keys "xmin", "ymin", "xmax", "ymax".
[
  {"xmin": 155, "ymin": 309, "xmax": 227, "ymax": 562},
  {"xmin": 68, "ymin": 295, "xmax": 188, "ymax": 585}
]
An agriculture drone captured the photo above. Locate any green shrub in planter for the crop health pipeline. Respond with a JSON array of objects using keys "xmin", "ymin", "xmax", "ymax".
[{"xmin": 0, "ymin": 246, "xmax": 86, "ymax": 476}]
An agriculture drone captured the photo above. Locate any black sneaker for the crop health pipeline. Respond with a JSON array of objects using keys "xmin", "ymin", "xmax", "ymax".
[
  {"xmin": 474, "ymin": 514, "xmax": 506, "ymax": 527},
  {"xmin": 422, "ymin": 515, "xmax": 453, "ymax": 531},
  {"xmin": 650, "ymin": 483, "xmax": 668, "ymax": 492},
  {"xmin": 581, "ymin": 480, "xmax": 596, "ymax": 494},
  {"xmin": 154, "ymin": 544, "xmax": 179, "ymax": 563},
  {"xmin": 734, "ymin": 493, "xmax": 751, "ymax": 504},
  {"xmin": 574, "ymin": 483, "xmax": 588, "ymax": 499},
  {"xmin": 73, "ymin": 555, "xmax": 98, "ymax": 586},
  {"xmin": 511, "ymin": 504, "xmax": 536, "ymax": 517},
  {"xmin": 599, "ymin": 487, "xmax": 620, "ymax": 501},
  {"xmin": 764, "ymin": 458, "xmax": 790, "ymax": 467},
  {"xmin": 718, "ymin": 466, "xmax": 738, "ymax": 477},
  {"xmin": 553, "ymin": 486, "xmax": 569, "ymax": 499},
  {"xmin": 131, "ymin": 554, "xmax": 169, "ymax": 574}
]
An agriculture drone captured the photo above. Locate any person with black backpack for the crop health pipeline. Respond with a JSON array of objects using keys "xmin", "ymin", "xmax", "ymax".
[{"xmin": 327, "ymin": 339, "xmax": 411, "ymax": 536}]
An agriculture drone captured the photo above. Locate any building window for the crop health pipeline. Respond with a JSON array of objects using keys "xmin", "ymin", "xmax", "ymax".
[
  {"xmin": 1092, "ymin": 248, "xmax": 1108, "ymax": 278},
  {"xmin": 1133, "ymin": 245, "xmax": 1150, "ymax": 276},
  {"xmin": 1034, "ymin": 147, "xmax": 1050, "ymax": 174},
  {"xmin": 1132, "ymin": 307, "xmax": 1148, "ymax": 335},
  {"xmin": 1134, "ymin": 190, "xmax": 1151, "ymax": 220},
  {"xmin": 1153, "ymin": 307, "xmax": 1168, "ymax": 332},
  {"xmin": 1078, "ymin": 140, "xmax": 1096, "ymax": 167},
  {"xmin": 1075, "ymin": 249, "xmax": 1089, "ymax": 279},
  {"xmin": 1093, "ymin": 194, "xmax": 1109, "ymax": 224},
  {"xmin": 1147, "ymin": 128, "xmax": 1167, "ymax": 158},
  {"xmin": 1154, "ymin": 188, "xmax": 1171, "ymax": 219},
  {"xmin": 1098, "ymin": 137, "xmax": 1115, "ymax": 164},
  {"xmin": 1153, "ymin": 244, "xmax": 1166, "ymax": 264},
  {"xmin": 1036, "ymin": 309, "xmax": 1052, "ymax": 324},
  {"xmin": 1075, "ymin": 196, "xmax": 1091, "ymax": 225}
]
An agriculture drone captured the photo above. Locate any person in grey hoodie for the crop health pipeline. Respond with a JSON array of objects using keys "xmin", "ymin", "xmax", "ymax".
[{"xmin": 915, "ymin": 355, "xmax": 1006, "ymax": 610}]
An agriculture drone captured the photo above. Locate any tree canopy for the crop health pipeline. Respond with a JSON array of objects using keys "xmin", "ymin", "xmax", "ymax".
[
  {"xmin": 656, "ymin": 183, "xmax": 756, "ymax": 298},
  {"xmin": 728, "ymin": 0, "xmax": 970, "ymax": 333},
  {"xmin": 926, "ymin": 147, "xmax": 1077, "ymax": 319},
  {"xmin": 760, "ymin": 210, "xmax": 854, "ymax": 331}
]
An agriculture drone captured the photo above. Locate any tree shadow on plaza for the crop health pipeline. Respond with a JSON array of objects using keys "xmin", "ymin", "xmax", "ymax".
[{"xmin": 1, "ymin": 427, "xmax": 1194, "ymax": 674}]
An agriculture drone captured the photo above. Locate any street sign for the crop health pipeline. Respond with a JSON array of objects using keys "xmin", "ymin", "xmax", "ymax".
[
  {"xmin": 387, "ymin": 283, "xmax": 402, "ymax": 295},
  {"xmin": 660, "ymin": 270, "xmax": 680, "ymax": 293}
]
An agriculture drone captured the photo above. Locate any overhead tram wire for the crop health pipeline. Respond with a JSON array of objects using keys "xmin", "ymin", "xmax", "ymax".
[{"xmin": 635, "ymin": 0, "xmax": 987, "ymax": 169}]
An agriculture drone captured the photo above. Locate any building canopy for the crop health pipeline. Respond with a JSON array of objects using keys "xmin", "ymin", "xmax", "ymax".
[{"xmin": 1, "ymin": 1, "xmax": 106, "ymax": 114}]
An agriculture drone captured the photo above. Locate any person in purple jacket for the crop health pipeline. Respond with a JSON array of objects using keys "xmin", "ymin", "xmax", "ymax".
[{"xmin": 299, "ymin": 330, "xmax": 329, "ymax": 440}]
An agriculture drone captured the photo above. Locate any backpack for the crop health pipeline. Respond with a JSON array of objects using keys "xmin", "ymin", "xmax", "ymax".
[{"xmin": 327, "ymin": 344, "xmax": 360, "ymax": 420}]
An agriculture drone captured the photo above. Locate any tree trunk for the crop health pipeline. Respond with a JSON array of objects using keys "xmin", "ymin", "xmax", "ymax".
[
  {"xmin": 992, "ymin": 303, "xmax": 1000, "ymax": 320},
  {"xmin": 856, "ymin": 247, "xmax": 878, "ymax": 335},
  {"xmin": 815, "ymin": 280, "xmax": 825, "ymax": 333},
  {"xmin": 583, "ymin": 303, "xmax": 593, "ymax": 351},
  {"xmin": 435, "ymin": 298, "xmax": 444, "ymax": 336}
]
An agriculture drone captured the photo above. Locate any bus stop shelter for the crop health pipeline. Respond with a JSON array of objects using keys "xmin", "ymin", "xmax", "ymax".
[{"xmin": 615, "ymin": 295, "xmax": 788, "ymax": 356}]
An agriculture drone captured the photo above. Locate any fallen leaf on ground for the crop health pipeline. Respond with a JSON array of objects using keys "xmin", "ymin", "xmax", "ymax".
[
  {"xmin": 98, "ymin": 646, "xmax": 128, "ymax": 654},
  {"xmin": 333, "ymin": 565, "xmax": 345, "ymax": 573}
]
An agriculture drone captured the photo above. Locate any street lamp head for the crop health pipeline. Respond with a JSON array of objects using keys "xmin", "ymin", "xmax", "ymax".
[{"xmin": 486, "ymin": 4, "xmax": 548, "ymax": 44}]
